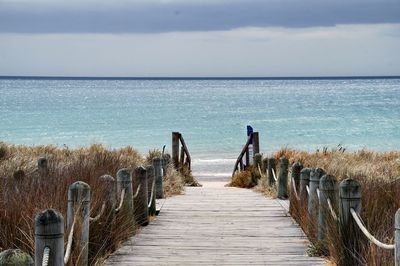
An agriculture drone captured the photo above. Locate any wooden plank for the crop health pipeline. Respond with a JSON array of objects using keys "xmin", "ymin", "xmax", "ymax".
[{"xmin": 104, "ymin": 182, "xmax": 325, "ymax": 265}]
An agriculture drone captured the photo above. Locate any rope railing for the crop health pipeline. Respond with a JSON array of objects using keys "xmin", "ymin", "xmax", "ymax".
[
  {"xmin": 271, "ymin": 168, "xmax": 278, "ymax": 182},
  {"xmin": 64, "ymin": 205, "xmax": 80, "ymax": 265},
  {"xmin": 306, "ymin": 185, "xmax": 310, "ymax": 195},
  {"xmin": 316, "ymin": 188, "xmax": 320, "ymax": 200},
  {"xmin": 5, "ymin": 156, "xmax": 171, "ymax": 266},
  {"xmin": 350, "ymin": 208, "xmax": 395, "ymax": 250},
  {"xmin": 89, "ymin": 202, "xmax": 106, "ymax": 222},
  {"xmin": 42, "ymin": 246, "xmax": 50, "ymax": 266},
  {"xmin": 327, "ymin": 198, "xmax": 338, "ymax": 221},
  {"xmin": 291, "ymin": 178, "xmax": 300, "ymax": 201},
  {"xmin": 133, "ymin": 184, "xmax": 141, "ymax": 200},
  {"xmin": 115, "ymin": 188, "xmax": 126, "ymax": 213},
  {"xmin": 148, "ymin": 179, "xmax": 156, "ymax": 209}
]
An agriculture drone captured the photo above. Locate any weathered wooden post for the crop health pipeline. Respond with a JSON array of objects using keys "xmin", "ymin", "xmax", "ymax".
[
  {"xmin": 146, "ymin": 165, "xmax": 156, "ymax": 216},
  {"xmin": 395, "ymin": 209, "xmax": 400, "ymax": 266},
  {"xmin": 117, "ymin": 169, "xmax": 135, "ymax": 229},
  {"xmin": 162, "ymin": 154, "xmax": 170, "ymax": 177},
  {"xmin": 277, "ymin": 156, "xmax": 289, "ymax": 199},
  {"xmin": 0, "ymin": 249, "xmax": 33, "ymax": 265},
  {"xmin": 267, "ymin": 157, "xmax": 276, "ymax": 187},
  {"xmin": 318, "ymin": 175, "xmax": 337, "ymax": 247},
  {"xmin": 133, "ymin": 166, "xmax": 149, "ymax": 226},
  {"xmin": 172, "ymin": 132, "xmax": 180, "ymax": 169},
  {"xmin": 308, "ymin": 168, "xmax": 325, "ymax": 217},
  {"xmin": 153, "ymin": 158, "xmax": 164, "ymax": 199},
  {"xmin": 67, "ymin": 181, "xmax": 90, "ymax": 266},
  {"xmin": 179, "ymin": 146, "xmax": 185, "ymax": 168},
  {"xmin": 339, "ymin": 178, "xmax": 362, "ymax": 265},
  {"xmin": 38, "ymin": 157, "xmax": 49, "ymax": 178},
  {"xmin": 289, "ymin": 161, "xmax": 303, "ymax": 214},
  {"xmin": 99, "ymin": 175, "xmax": 116, "ymax": 236},
  {"xmin": 252, "ymin": 132, "xmax": 260, "ymax": 155},
  {"xmin": 245, "ymin": 147, "xmax": 250, "ymax": 169},
  {"xmin": 300, "ymin": 168, "xmax": 311, "ymax": 204},
  {"xmin": 253, "ymin": 153, "xmax": 262, "ymax": 185},
  {"xmin": 262, "ymin": 157, "xmax": 269, "ymax": 173},
  {"xmin": 35, "ymin": 209, "xmax": 64, "ymax": 266}
]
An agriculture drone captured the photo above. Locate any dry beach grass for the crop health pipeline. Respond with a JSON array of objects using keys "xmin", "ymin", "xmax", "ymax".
[
  {"xmin": 230, "ymin": 147, "xmax": 400, "ymax": 265},
  {"xmin": 0, "ymin": 142, "xmax": 187, "ymax": 265}
]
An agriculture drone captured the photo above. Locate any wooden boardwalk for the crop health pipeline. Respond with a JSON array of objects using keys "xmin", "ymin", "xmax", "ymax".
[{"xmin": 104, "ymin": 182, "xmax": 326, "ymax": 265}]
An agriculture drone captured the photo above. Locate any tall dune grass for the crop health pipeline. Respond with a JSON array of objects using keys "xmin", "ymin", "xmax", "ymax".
[
  {"xmin": 277, "ymin": 148, "xmax": 400, "ymax": 265},
  {"xmin": 0, "ymin": 142, "xmax": 186, "ymax": 265}
]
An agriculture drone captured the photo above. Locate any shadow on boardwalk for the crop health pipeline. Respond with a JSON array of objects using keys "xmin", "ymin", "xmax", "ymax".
[{"xmin": 104, "ymin": 182, "xmax": 326, "ymax": 265}]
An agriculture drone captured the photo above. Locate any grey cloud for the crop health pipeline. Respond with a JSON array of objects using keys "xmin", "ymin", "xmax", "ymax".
[{"xmin": 0, "ymin": 0, "xmax": 400, "ymax": 33}]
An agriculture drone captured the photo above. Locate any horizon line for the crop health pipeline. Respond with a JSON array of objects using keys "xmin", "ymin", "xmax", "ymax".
[{"xmin": 0, "ymin": 75, "xmax": 400, "ymax": 80}]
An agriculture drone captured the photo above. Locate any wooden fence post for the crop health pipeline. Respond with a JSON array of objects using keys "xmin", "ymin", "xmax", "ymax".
[
  {"xmin": 308, "ymin": 168, "xmax": 325, "ymax": 240},
  {"xmin": 300, "ymin": 168, "xmax": 311, "ymax": 205},
  {"xmin": 267, "ymin": 158, "xmax": 276, "ymax": 187},
  {"xmin": 262, "ymin": 157, "xmax": 269, "ymax": 173},
  {"xmin": 172, "ymin": 132, "xmax": 180, "ymax": 169},
  {"xmin": 252, "ymin": 132, "xmax": 260, "ymax": 155},
  {"xmin": 35, "ymin": 209, "xmax": 64, "ymax": 266},
  {"xmin": 289, "ymin": 161, "xmax": 303, "ymax": 214},
  {"xmin": 99, "ymin": 175, "xmax": 116, "ymax": 239},
  {"xmin": 153, "ymin": 158, "xmax": 164, "ymax": 199},
  {"xmin": 133, "ymin": 166, "xmax": 149, "ymax": 226},
  {"xmin": 395, "ymin": 209, "xmax": 400, "ymax": 266},
  {"xmin": 146, "ymin": 165, "xmax": 156, "ymax": 216},
  {"xmin": 277, "ymin": 156, "xmax": 289, "ymax": 199},
  {"xmin": 67, "ymin": 181, "xmax": 90, "ymax": 266},
  {"xmin": 339, "ymin": 178, "xmax": 362, "ymax": 265},
  {"xmin": 318, "ymin": 175, "xmax": 337, "ymax": 247},
  {"xmin": 116, "ymin": 169, "xmax": 135, "ymax": 230},
  {"xmin": 38, "ymin": 157, "xmax": 48, "ymax": 178},
  {"xmin": 0, "ymin": 249, "xmax": 33, "ymax": 265}
]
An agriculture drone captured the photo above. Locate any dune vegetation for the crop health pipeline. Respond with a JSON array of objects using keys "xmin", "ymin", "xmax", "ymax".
[
  {"xmin": 230, "ymin": 147, "xmax": 400, "ymax": 265},
  {"xmin": 0, "ymin": 142, "xmax": 188, "ymax": 265}
]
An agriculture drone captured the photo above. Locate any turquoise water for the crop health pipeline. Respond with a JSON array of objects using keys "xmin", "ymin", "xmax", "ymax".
[{"xmin": 1, "ymin": 77, "xmax": 399, "ymax": 178}]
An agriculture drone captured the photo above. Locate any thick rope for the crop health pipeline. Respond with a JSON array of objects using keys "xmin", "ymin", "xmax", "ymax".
[
  {"xmin": 115, "ymin": 188, "xmax": 126, "ymax": 213},
  {"xmin": 148, "ymin": 179, "xmax": 156, "ymax": 208},
  {"xmin": 327, "ymin": 198, "xmax": 338, "ymax": 221},
  {"xmin": 306, "ymin": 185, "xmax": 310, "ymax": 195},
  {"xmin": 133, "ymin": 184, "xmax": 141, "ymax": 200},
  {"xmin": 271, "ymin": 168, "xmax": 278, "ymax": 182},
  {"xmin": 64, "ymin": 204, "xmax": 81, "ymax": 264},
  {"xmin": 89, "ymin": 202, "xmax": 106, "ymax": 222},
  {"xmin": 42, "ymin": 246, "xmax": 50, "ymax": 266},
  {"xmin": 350, "ymin": 208, "xmax": 395, "ymax": 250},
  {"xmin": 316, "ymin": 188, "xmax": 320, "ymax": 200},
  {"xmin": 291, "ymin": 178, "xmax": 300, "ymax": 201}
]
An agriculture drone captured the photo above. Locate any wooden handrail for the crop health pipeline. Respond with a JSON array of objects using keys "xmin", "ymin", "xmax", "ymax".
[
  {"xmin": 179, "ymin": 134, "xmax": 191, "ymax": 171},
  {"xmin": 232, "ymin": 133, "xmax": 254, "ymax": 177}
]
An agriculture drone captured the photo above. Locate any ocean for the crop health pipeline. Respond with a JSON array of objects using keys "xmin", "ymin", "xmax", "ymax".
[{"xmin": 1, "ymin": 77, "xmax": 399, "ymax": 180}]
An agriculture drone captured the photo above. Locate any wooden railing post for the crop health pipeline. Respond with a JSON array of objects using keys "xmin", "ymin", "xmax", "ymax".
[
  {"xmin": 262, "ymin": 157, "xmax": 269, "ymax": 174},
  {"xmin": 146, "ymin": 165, "xmax": 156, "ymax": 216},
  {"xmin": 116, "ymin": 169, "xmax": 135, "ymax": 231},
  {"xmin": 300, "ymin": 168, "xmax": 311, "ymax": 204},
  {"xmin": 162, "ymin": 154, "xmax": 170, "ymax": 177},
  {"xmin": 35, "ymin": 209, "xmax": 64, "ymax": 266},
  {"xmin": 339, "ymin": 178, "xmax": 362, "ymax": 265},
  {"xmin": 289, "ymin": 161, "xmax": 303, "ymax": 214},
  {"xmin": 267, "ymin": 158, "xmax": 276, "ymax": 187},
  {"xmin": 318, "ymin": 175, "xmax": 337, "ymax": 247},
  {"xmin": 172, "ymin": 132, "xmax": 180, "ymax": 169},
  {"xmin": 395, "ymin": 209, "xmax": 400, "ymax": 266},
  {"xmin": 99, "ymin": 175, "xmax": 116, "ymax": 238},
  {"xmin": 308, "ymin": 168, "xmax": 325, "ymax": 239},
  {"xmin": 133, "ymin": 166, "xmax": 149, "ymax": 226},
  {"xmin": 252, "ymin": 132, "xmax": 260, "ymax": 156},
  {"xmin": 38, "ymin": 157, "xmax": 48, "ymax": 178},
  {"xmin": 67, "ymin": 181, "xmax": 90, "ymax": 266},
  {"xmin": 153, "ymin": 158, "xmax": 164, "ymax": 199},
  {"xmin": 277, "ymin": 156, "xmax": 289, "ymax": 199},
  {"xmin": 0, "ymin": 249, "xmax": 33, "ymax": 265}
]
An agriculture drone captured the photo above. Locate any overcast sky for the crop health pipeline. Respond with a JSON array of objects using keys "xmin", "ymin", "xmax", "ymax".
[{"xmin": 0, "ymin": 0, "xmax": 399, "ymax": 77}]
